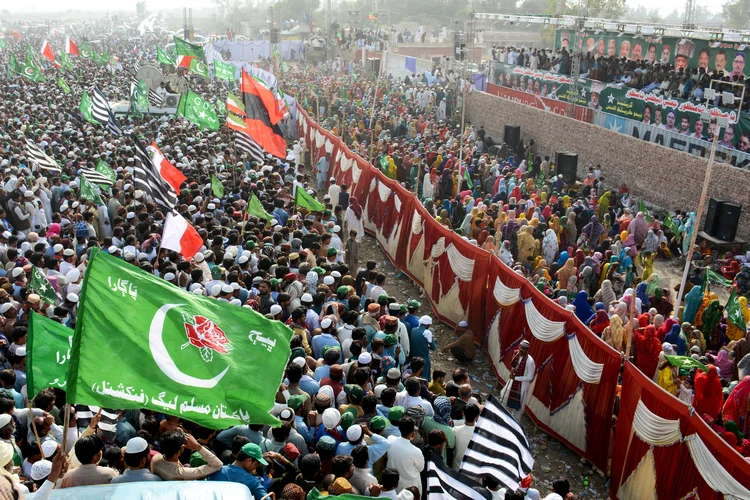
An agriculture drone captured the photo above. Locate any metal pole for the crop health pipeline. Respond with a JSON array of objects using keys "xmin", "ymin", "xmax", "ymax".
[
  {"xmin": 367, "ymin": 75, "xmax": 381, "ymax": 165},
  {"xmin": 673, "ymin": 124, "xmax": 720, "ymax": 313}
]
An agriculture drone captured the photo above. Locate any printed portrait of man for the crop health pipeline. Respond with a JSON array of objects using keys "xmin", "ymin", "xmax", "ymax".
[
  {"xmin": 608, "ymin": 39, "xmax": 617, "ymax": 57},
  {"xmin": 698, "ymin": 48, "xmax": 711, "ymax": 69},
  {"xmin": 620, "ymin": 40, "xmax": 631, "ymax": 59},
  {"xmin": 646, "ymin": 44, "xmax": 657, "ymax": 64},
  {"xmin": 632, "ymin": 43, "xmax": 643, "ymax": 61}
]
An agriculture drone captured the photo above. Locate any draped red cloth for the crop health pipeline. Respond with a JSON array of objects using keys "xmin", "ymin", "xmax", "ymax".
[{"xmin": 611, "ymin": 363, "xmax": 750, "ymax": 499}]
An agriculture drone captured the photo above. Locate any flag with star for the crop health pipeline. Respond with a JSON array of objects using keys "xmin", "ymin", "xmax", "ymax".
[
  {"xmin": 665, "ymin": 355, "xmax": 707, "ymax": 373},
  {"xmin": 58, "ymin": 76, "xmax": 71, "ymax": 95},
  {"xmin": 189, "ymin": 58, "xmax": 209, "ymax": 78},
  {"xmin": 213, "ymin": 59, "xmax": 236, "ymax": 81},
  {"xmin": 29, "ymin": 265, "xmax": 58, "ymax": 305},
  {"xmin": 80, "ymin": 90, "xmax": 98, "ymax": 125},
  {"xmin": 176, "ymin": 89, "xmax": 219, "ymax": 131},
  {"xmin": 80, "ymin": 43, "xmax": 95, "ymax": 59},
  {"xmin": 79, "ymin": 173, "xmax": 104, "ymax": 206},
  {"xmin": 726, "ymin": 288, "xmax": 747, "ymax": 334},
  {"xmin": 95, "ymin": 159, "xmax": 116, "ymax": 185}
]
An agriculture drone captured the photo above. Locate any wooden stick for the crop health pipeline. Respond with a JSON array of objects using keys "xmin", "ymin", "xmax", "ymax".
[
  {"xmin": 60, "ymin": 403, "xmax": 71, "ymax": 454},
  {"xmin": 28, "ymin": 403, "xmax": 44, "ymax": 459}
]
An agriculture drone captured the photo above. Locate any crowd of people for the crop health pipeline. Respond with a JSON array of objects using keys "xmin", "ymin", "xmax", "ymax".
[{"xmin": 0, "ymin": 13, "xmax": 750, "ymax": 500}]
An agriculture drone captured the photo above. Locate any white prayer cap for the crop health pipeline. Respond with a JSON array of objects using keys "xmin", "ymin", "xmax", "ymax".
[
  {"xmin": 71, "ymin": 201, "xmax": 80, "ymax": 209},
  {"xmin": 41, "ymin": 441, "xmax": 58, "ymax": 458},
  {"xmin": 321, "ymin": 318, "xmax": 333, "ymax": 329},
  {"xmin": 238, "ymin": 255, "xmax": 249, "ymax": 264},
  {"xmin": 60, "ymin": 204, "xmax": 69, "ymax": 212},
  {"xmin": 323, "ymin": 276, "xmax": 335, "ymax": 285},
  {"xmin": 0, "ymin": 415, "xmax": 11, "ymax": 428},
  {"xmin": 134, "ymin": 189, "xmax": 144, "ymax": 199},
  {"xmin": 229, "ymin": 299, "xmax": 242, "ymax": 306},
  {"xmin": 207, "ymin": 203, "xmax": 216, "ymax": 210},
  {"xmin": 66, "ymin": 293, "xmax": 79, "ymax": 303},
  {"xmin": 1, "ymin": 232, "xmax": 10, "ymax": 239},
  {"xmin": 11, "ymin": 268, "xmax": 24, "ymax": 278},
  {"xmin": 30, "ymin": 460, "xmax": 52, "ymax": 481},
  {"xmin": 15, "ymin": 346, "xmax": 25, "ymax": 357},
  {"xmin": 67, "ymin": 284, "xmax": 81, "ymax": 296},
  {"xmin": 194, "ymin": 252, "xmax": 205, "ymax": 262},
  {"xmin": 163, "ymin": 273, "xmax": 176, "ymax": 282},
  {"xmin": 211, "ymin": 284, "xmax": 222, "ymax": 297},
  {"xmin": 107, "ymin": 245, "xmax": 118, "ymax": 254},
  {"xmin": 291, "ymin": 357, "xmax": 306, "ymax": 368},
  {"xmin": 346, "ymin": 425, "xmax": 363, "ymax": 442},
  {"xmin": 0, "ymin": 304, "xmax": 14, "ymax": 315},
  {"xmin": 322, "ymin": 408, "xmax": 340, "ymax": 429},
  {"xmin": 62, "ymin": 248, "xmax": 74, "ymax": 257},
  {"xmin": 270, "ymin": 304, "xmax": 283, "ymax": 316},
  {"xmin": 358, "ymin": 352, "xmax": 372, "ymax": 364},
  {"xmin": 126, "ymin": 212, "xmax": 135, "ymax": 220},
  {"xmin": 301, "ymin": 293, "xmax": 313, "ymax": 303},
  {"xmin": 188, "ymin": 205, "xmax": 197, "ymax": 212},
  {"xmin": 333, "ymin": 225, "xmax": 341, "ymax": 233},
  {"xmin": 419, "ymin": 315, "xmax": 433, "ymax": 325},
  {"xmin": 189, "ymin": 283, "xmax": 203, "ymax": 293},
  {"xmin": 219, "ymin": 284, "xmax": 232, "ymax": 294},
  {"xmin": 230, "ymin": 282, "xmax": 240, "ymax": 290},
  {"xmin": 66, "ymin": 269, "xmax": 80, "ymax": 283},
  {"xmin": 125, "ymin": 437, "xmax": 149, "ymax": 454},
  {"xmin": 192, "ymin": 288, "xmax": 205, "ymax": 295},
  {"xmin": 520, "ymin": 340, "xmax": 531, "ymax": 348}
]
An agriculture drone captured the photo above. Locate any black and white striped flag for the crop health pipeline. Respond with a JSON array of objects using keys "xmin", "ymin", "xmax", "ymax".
[
  {"xmin": 427, "ymin": 452, "xmax": 491, "ymax": 500},
  {"xmin": 74, "ymin": 405, "xmax": 120, "ymax": 433},
  {"xmin": 460, "ymin": 394, "xmax": 534, "ymax": 492},
  {"xmin": 148, "ymin": 88, "xmax": 163, "ymax": 107},
  {"xmin": 234, "ymin": 130, "xmax": 265, "ymax": 165},
  {"xmin": 24, "ymin": 139, "xmax": 61, "ymax": 172},
  {"xmin": 80, "ymin": 167, "xmax": 113, "ymax": 187},
  {"xmin": 91, "ymin": 86, "xmax": 123, "ymax": 136},
  {"xmin": 132, "ymin": 136, "xmax": 178, "ymax": 210}
]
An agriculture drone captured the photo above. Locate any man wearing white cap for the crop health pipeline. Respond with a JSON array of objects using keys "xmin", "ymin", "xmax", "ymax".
[
  {"xmin": 440, "ymin": 320, "xmax": 477, "ymax": 364},
  {"xmin": 312, "ymin": 318, "xmax": 342, "ymax": 361},
  {"xmin": 110, "ymin": 437, "xmax": 162, "ymax": 483},
  {"xmin": 501, "ymin": 339, "xmax": 536, "ymax": 420},
  {"xmin": 328, "ymin": 177, "xmax": 341, "ymax": 207}
]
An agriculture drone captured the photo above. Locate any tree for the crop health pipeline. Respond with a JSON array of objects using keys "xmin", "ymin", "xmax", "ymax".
[
  {"xmin": 136, "ymin": 1, "xmax": 147, "ymax": 21},
  {"xmin": 585, "ymin": 0, "xmax": 626, "ymax": 19},
  {"xmin": 723, "ymin": 0, "xmax": 750, "ymax": 29}
]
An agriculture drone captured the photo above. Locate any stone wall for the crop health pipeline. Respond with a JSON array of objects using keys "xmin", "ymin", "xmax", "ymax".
[{"xmin": 465, "ymin": 91, "xmax": 750, "ymax": 240}]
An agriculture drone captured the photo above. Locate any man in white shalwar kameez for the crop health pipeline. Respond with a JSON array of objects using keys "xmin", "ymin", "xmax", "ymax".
[{"xmin": 502, "ymin": 340, "xmax": 536, "ymax": 421}]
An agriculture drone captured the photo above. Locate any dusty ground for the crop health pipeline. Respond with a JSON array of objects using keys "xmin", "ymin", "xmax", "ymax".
[{"xmin": 357, "ymin": 235, "xmax": 713, "ymax": 499}]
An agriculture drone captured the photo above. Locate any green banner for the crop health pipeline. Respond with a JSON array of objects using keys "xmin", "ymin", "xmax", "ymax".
[
  {"xmin": 557, "ymin": 30, "xmax": 750, "ymax": 77},
  {"xmin": 27, "ymin": 313, "xmax": 73, "ymax": 397}
]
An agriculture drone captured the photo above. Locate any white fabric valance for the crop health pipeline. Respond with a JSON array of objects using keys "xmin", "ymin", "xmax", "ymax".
[
  {"xmin": 446, "ymin": 244, "xmax": 474, "ymax": 281},
  {"xmin": 340, "ymin": 156, "xmax": 353, "ymax": 172},
  {"xmin": 377, "ymin": 181, "xmax": 391, "ymax": 202},
  {"xmin": 315, "ymin": 130, "xmax": 325, "ymax": 148},
  {"xmin": 430, "ymin": 237, "xmax": 446, "ymax": 259},
  {"xmin": 369, "ymin": 178, "xmax": 377, "ymax": 192},
  {"xmin": 567, "ymin": 334, "xmax": 604, "ymax": 384},
  {"xmin": 632, "ymin": 399, "xmax": 682, "ymax": 446},
  {"xmin": 394, "ymin": 195, "xmax": 402, "ymax": 213},
  {"xmin": 493, "ymin": 277, "xmax": 521, "ymax": 306},
  {"xmin": 412, "ymin": 211, "xmax": 423, "ymax": 235},
  {"xmin": 352, "ymin": 165, "xmax": 362, "ymax": 183},
  {"xmin": 523, "ymin": 299, "xmax": 565, "ymax": 342},
  {"xmin": 325, "ymin": 139, "xmax": 334, "ymax": 154},
  {"xmin": 685, "ymin": 434, "xmax": 750, "ymax": 500}
]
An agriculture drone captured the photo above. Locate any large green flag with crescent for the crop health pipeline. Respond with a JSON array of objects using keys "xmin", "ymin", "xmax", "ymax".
[
  {"xmin": 16, "ymin": 56, "xmax": 45, "ymax": 82},
  {"xmin": 95, "ymin": 159, "xmax": 116, "ymax": 185},
  {"xmin": 189, "ymin": 58, "xmax": 210, "ymax": 78},
  {"xmin": 295, "ymin": 187, "xmax": 326, "ymax": 212},
  {"xmin": 157, "ymin": 46, "xmax": 176, "ymax": 65},
  {"xmin": 130, "ymin": 79, "xmax": 149, "ymax": 116},
  {"xmin": 213, "ymin": 59, "xmax": 236, "ymax": 81},
  {"xmin": 174, "ymin": 36, "xmax": 204, "ymax": 59},
  {"xmin": 57, "ymin": 76, "xmax": 71, "ymax": 95},
  {"xmin": 80, "ymin": 43, "xmax": 94, "ymax": 59},
  {"xmin": 176, "ymin": 89, "xmax": 220, "ymax": 131},
  {"xmin": 246, "ymin": 193, "xmax": 273, "ymax": 221},
  {"xmin": 79, "ymin": 173, "xmax": 104, "ymax": 206},
  {"xmin": 27, "ymin": 313, "xmax": 73, "ymax": 397},
  {"xmin": 80, "ymin": 90, "xmax": 98, "ymax": 125},
  {"xmin": 67, "ymin": 251, "xmax": 293, "ymax": 427}
]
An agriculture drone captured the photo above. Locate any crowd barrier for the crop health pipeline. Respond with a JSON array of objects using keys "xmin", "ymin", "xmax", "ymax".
[{"xmin": 295, "ymin": 108, "xmax": 750, "ymax": 497}]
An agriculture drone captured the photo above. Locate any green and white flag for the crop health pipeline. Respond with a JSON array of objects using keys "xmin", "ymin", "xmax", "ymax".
[
  {"xmin": 79, "ymin": 90, "xmax": 98, "ymax": 125},
  {"xmin": 95, "ymin": 159, "xmax": 116, "ymax": 184},
  {"xmin": 59, "ymin": 51, "xmax": 73, "ymax": 71},
  {"xmin": 80, "ymin": 43, "xmax": 94, "ymax": 59},
  {"xmin": 174, "ymin": 36, "xmax": 204, "ymax": 59},
  {"xmin": 211, "ymin": 174, "xmax": 224, "ymax": 198},
  {"xmin": 464, "ymin": 167, "xmax": 473, "ymax": 189},
  {"xmin": 246, "ymin": 193, "xmax": 273, "ymax": 221},
  {"xmin": 27, "ymin": 313, "xmax": 72, "ymax": 397},
  {"xmin": 29, "ymin": 265, "xmax": 58, "ymax": 306},
  {"xmin": 130, "ymin": 79, "xmax": 149, "ymax": 116},
  {"xmin": 79, "ymin": 173, "xmax": 104, "ymax": 206},
  {"xmin": 17, "ymin": 56, "xmax": 45, "ymax": 82},
  {"xmin": 8, "ymin": 54, "xmax": 19, "ymax": 75},
  {"xmin": 295, "ymin": 187, "xmax": 325, "ymax": 212},
  {"xmin": 67, "ymin": 251, "xmax": 292, "ymax": 427},
  {"xmin": 189, "ymin": 58, "xmax": 209, "ymax": 78},
  {"xmin": 176, "ymin": 89, "xmax": 220, "ymax": 131},
  {"xmin": 57, "ymin": 76, "xmax": 71, "ymax": 95},
  {"xmin": 0, "ymin": 39, "xmax": 6, "ymax": 51},
  {"xmin": 726, "ymin": 288, "xmax": 747, "ymax": 334},
  {"xmin": 213, "ymin": 59, "xmax": 235, "ymax": 81},
  {"xmin": 157, "ymin": 46, "xmax": 176, "ymax": 65},
  {"xmin": 665, "ymin": 355, "xmax": 708, "ymax": 373}
]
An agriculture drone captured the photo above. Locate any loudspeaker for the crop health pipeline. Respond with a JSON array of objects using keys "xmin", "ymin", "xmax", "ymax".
[
  {"xmin": 715, "ymin": 202, "xmax": 742, "ymax": 242},
  {"xmin": 504, "ymin": 125, "xmax": 520, "ymax": 147},
  {"xmin": 703, "ymin": 198, "xmax": 724, "ymax": 236},
  {"xmin": 555, "ymin": 152, "xmax": 578, "ymax": 184}
]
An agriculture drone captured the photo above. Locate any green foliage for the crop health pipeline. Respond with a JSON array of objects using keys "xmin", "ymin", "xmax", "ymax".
[{"xmin": 723, "ymin": 0, "xmax": 750, "ymax": 29}]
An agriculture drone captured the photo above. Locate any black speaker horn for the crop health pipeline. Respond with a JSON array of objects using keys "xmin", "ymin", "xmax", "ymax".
[{"xmin": 715, "ymin": 202, "xmax": 742, "ymax": 242}]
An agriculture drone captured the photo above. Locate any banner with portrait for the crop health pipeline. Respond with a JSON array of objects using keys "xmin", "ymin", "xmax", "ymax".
[{"xmin": 556, "ymin": 30, "xmax": 749, "ymax": 77}]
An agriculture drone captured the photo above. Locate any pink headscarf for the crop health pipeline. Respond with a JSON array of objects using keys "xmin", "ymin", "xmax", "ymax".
[{"xmin": 47, "ymin": 223, "xmax": 61, "ymax": 237}]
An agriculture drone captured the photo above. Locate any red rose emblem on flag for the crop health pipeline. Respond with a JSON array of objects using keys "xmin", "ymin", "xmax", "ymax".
[{"xmin": 184, "ymin": 315, "xmax": 230, "ymax": 354}]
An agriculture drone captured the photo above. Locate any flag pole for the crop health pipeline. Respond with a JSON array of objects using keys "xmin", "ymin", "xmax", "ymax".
[
  {"xmin": 367, "ymin": 70, "xmax": 381, "ymax": 166},
  {"xmin": 28, "ymin": 402, "xmax": 45, "ymax": 459},
  {"xmin": 61, "ymin": 403, "xmax": 71, "ymax": 453}
]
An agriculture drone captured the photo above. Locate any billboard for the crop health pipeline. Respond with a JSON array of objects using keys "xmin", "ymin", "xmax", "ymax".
[{"xmin": 556, "ymin": 30, "xmax": 749, "ymax": 77}]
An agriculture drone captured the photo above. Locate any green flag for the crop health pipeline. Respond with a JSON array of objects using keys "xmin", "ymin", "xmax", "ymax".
[
  {"xmin": 727, "ymin": 288, "xmax": 747, "ymax": 333},
  {"xmin": 57, "ymin": 76, "xmax": 71, "ymax": 95},
  {"xmin": 463, "ymin": 167, "xmax": 473, "ymax": 189},
  {"xmin": 700, "ymin": 269, "xmax": 708, "ymax": 295},
  {"xmin": 66, "ymin": 251, "xmax": 292, "ymax": 428},
  {"xmin": 157, "ymin": 46, "xmax": 176, "ymax": 65},
  {"xmin": 95, "ymin": 159, "xmax": 116, "ymax": 184},
  {"xmin": 307, "ymin": 488, "xmax": 370, "ymax": 500},
  {"xmin": 80, "ymin": 43, "xmax": 94, "ymax": 59},
  {"xmin": 246, "ymin": 193, "xmax": 273, "ymax": 221},
  {"xmin": 59, "ymin": 51, "xmax": 73, "ymax": 71},
  {"xmin": 216, "ymin": 99, "xmax": 227, "ymax": 116},
  {"xmin": 295, "ymin": 188, "xmax": 326, "ymax": 212},
  {"xmin": 211, "ymin": 174, "xmax": 224, "ymax": 199},
  {"xmin": 176, "ymin": 90, "xmax": 220, "ymax": 131},
  {"xmin": 638, "ymin": 200, "xmax": 654, "ymax": 223},
  {"xmin": 665, "ymin": 355, "xmax": 708, "ymax": 373},
  {"xmin": 707, "ymin": 269, "xmax": 732, "ymax": 288},
  {"xmin": 79, "ymin": 173, "xmax": 104, "ymax": 206},
  {"xmin": 379, "ymin": 155, "xmax": 388, "ymax": 172},
  {"xmin": 664, "ymin": 214, "xmax": 679, "ymax": 235},
  {"xmin": 29, "ymin": 265, "xmax": 59, "ymax": 306},
  {"xmin": 27, "ymin": 313, "xmax": 73, "ymax": 397},
  {"xmin": 0, "ymin": 39, "xmax": 6, "ymax": 51},
  {"xmin": 80, "ymin": 90, "xmax": 98, "ymax": 125},
  {"xmin": 95, "ymin": 51, "xmax": 109, "ymax": 67},
  {"xmin": 213, "ymin": 59, "xmax": 235, "ymax": 81},
  {"xmin": 189, "ymin": 58, "xmax": 209, "ymax": 78},
  {"xmin": 16, "ymin": 55, "xmax": 45, "ymax": 82},
  {"xmin": 8, "ymin": 54, "xmax": 19, "ymax": 75},
  {"xmin": 173, "ymin": 36, "xmax": 204, "ymax": 59},
  {"xmin": 130, "ymin": 79, "xmax": 149, "ymax": 116}
]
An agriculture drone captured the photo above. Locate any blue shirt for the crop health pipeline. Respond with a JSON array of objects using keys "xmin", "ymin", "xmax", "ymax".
[
  {"xmin": 335, "ymin": 433, "xmax": 391, "ymax": 468},
  {"xmin": 209, "ymin": 464, "xmax": 267, "ymax": 499},
  {"xmin": 295, "ymin": 415, "xmax": 312, "ymax": 445},
  {"xmin": 216, "ymin": 426, "xmax": 265, "ymax": 449},
  {"xmin": 313, "ymin": 365, "xmax": 331, "ymax": 382},
  {"xmin": 311, "ymin": 333, "xmax": 342, "ymax": 360}
]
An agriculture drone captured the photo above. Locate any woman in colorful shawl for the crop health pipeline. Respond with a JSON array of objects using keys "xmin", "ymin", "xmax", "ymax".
[
  {"xmin": 694, "ymin": 292, "xmax": 716, "ymax": 330},
  {"xmin": 634, "ymin": 325, "xmax": 662, "ymax": 378},
  {"xmin": 700, "ymin": 298, "xmax": 722, "ymax": 340},
  {"xmin": 498, "ymin": 240, "xmax": 514, "ymax": 267},
  {"xmin": 566, "ymin": 212, "xmax": 578, "ymax": 247},
  {"xmin": 517, "ymin": 225, "xmax": 536, "ymax": 265},
  {"xmin": 595, "ymin": 279, "xmax": 617, "ymax": 306},
  {"xmin": 681, "ymin": 211, "xmax": 697, "ymax": 256},
  {"xmin": 579, "ymin": 266, "xmax": 594, "ymax": 296},
  {"xmin": 635, "ymin": 282, "xmax": 651, "ymax": 311},
  {"xmin": 556, "ymin": 258, "xmax": 576, "ymax": 291},
  {"xmin": 664, "ymin": 323, "xmax": 687, "ymax": 355},
  {"xmin": 572, "ymin": 291, "xmax": 594, "ymax": 324},
  {"xmin": 482, "ymin": 234, "xmax": 497, "ymax": 253},
  {"xmin": 656, "ymin": 316, "xmax": 678, "ymax": 342},
  {"xmin": 642, "ymin": 229, "xmax": 659, "ymax": 255},
  {"xmin": 460, "ymin": 207, "xmax": 478, "ymax": 235},
  {"xmin": 724, "ymin": 376, "xmax": 750, "ymax": 437},
  {"xmin": 694, "ymin": 365, "xmax": 724, "ymax": 420},
  {"xmin": 596, "ymin": 191, "xmax": 611, "ymax": 221},
  {"xmin": 628, "ymin": 212, "xmax": 650, "ymax": 246},
  {"xmin": 556, "ymin": 250, "xmax": 569, "ymax": 269},
  {"xmin": 602, "ymin": 314, "xmax": 625, "ymax": 351},
  {"xmin": 589, "ymin": 303, "xmax": 610, "ymax": 335},
  {"xmin": 542, "ymin": 228, "xmax": 559, "ymax": 266},
  {"xmin": 580, "ymin": 215, "xmax": 605, "ymax": 247}
]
